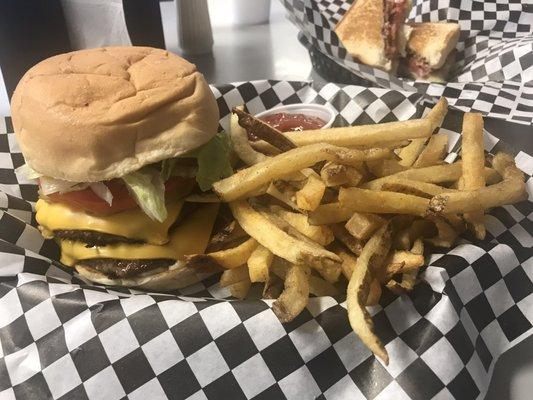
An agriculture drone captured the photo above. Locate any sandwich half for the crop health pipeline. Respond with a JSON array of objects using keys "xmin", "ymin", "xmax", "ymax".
[
  {"xmin": 401, "ymin": 22, "xmax": 460, "ymax": 82},
  {"xmin": 335, "ymin": 0, "xmax": 413, "ymax": 72}
]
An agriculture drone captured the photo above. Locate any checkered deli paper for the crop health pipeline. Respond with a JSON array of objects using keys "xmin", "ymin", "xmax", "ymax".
[
  {"xmin": 281, "ymin": 0, "xmax": 533, "ymax": 125},
  {"xmin": 0, "ymin": 80, "xmax": 532, "ymax": 400}
]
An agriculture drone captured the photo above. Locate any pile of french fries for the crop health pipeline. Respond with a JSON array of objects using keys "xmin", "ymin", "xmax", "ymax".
[{"xmin": 190, "ymin": 99, "xmax": 527, "ymax": 365}]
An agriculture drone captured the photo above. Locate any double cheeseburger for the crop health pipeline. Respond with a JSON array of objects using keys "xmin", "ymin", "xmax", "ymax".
[{"xmin": 11, "ymin": 47, "xmax": 233, "ymax": 290}]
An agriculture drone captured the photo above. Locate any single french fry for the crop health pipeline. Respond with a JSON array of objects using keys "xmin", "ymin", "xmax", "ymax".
[
  {"xmin": 230, "ymin": 106, "xmax": 268, "ymax": 165},
  {"xmin": 266, "ymin": 182, "xmax": 299, "ymax": 211},
  {"xmin": 220, "ymin": 265, "xmax": 250, "ymax": 287},
  {"xmin": 339, "ymin": 187, "xmax": 430, "ymax": 216},
  {"xmin": 425, "ymin": 98, "xmax": 449, "ymax": 132},
  {"xmin": 380, "ymin": 250, "xmax": 425, "ymax": 282},
  {"xmin": 186, "ymin": 238, "xmax": 258, "ymax": 269},
  {"xmin": 263, "ymin": 274, "xmax": 284, "ymax": 299},
  {"xmin": 366, "ymin": 279, "xmax": 382, "ymax": 306},
  {"xmin": 271, "ymin": 206, "xmax": 334, "ymax": 246},
  {"xmin": 330, "ymin": 224, "xmax": 364, "ymax": 256},
  {"xmin": 398, "ymin": 138, "xmax": 428, "ymax": 167},
  {"xmin": 272, "ymin": 264, "xmax": 310, "ymax": 323},
  {"xmin": 338, "ymin": 248, "xmax": 358, "ymax": 280},
  {"xmin": 381, "ymin": 179, "xmax": 456, "ymax": 198},
  {"xmin": 363, "ymin": 162, "xmax": 498, "ymax": 190},
  {"xmin": 413, "ymin": 133, "xmax": 448, "ymax": 167},
  {"xmin": 461, "ymin": 113, "xmax": 486, "ymax": 239},
  {"xmin": 392, "ymin": 219, "xmax": 437, "ymax": 250},
  {"xmin": 320, "ymin": 162, "xmax": 363, "ymax": 187},
  {"xmin": 346, "ymin": 224, "xmax": 392, "ymax": 365},
  {"xmin": 229, "ymin": 200, "xmax": 341, "ymax": 283},
  {"xmin": 428, "ymin": 177, "xmax": 527, "ymax": 215},
  {"xmin": 206, "ymin": 220, "xmax": 248, "ymax": 252},
  {"xmin": 214, "ymin": 143, "xmax": 392, "ymax": 201},
  {"xmin": 345, "ymin": 212, "xmax": 387, "ymax": 240},
  {"xmin": 425, "ymin": 217, "xmax": 457, "ymax": 248},
  {"xmin": 283, "ymin": 119, "xmax": 433, "ymax": 147},
  {"xmin": 233, "ymin": 107, "xmax": 296, "ymax": 151},
  {"xmin": 366, "ymin": 159, "xmax": 407, "ymax": 177},
  {"xmin": 271, "ymin": 262, "xmax": 339, "ymax": 297},
  {"xmin": 247, "ymin": 245, "xmax": 273, "ymax": 283},
  {"xmin": 296, "ymin": 173, "xmax": 326, "ymax": 211},
  {"xmin": 230, "ymin": 278, "xmax": 252, "ymax": 299},
  {"xmin": 308, "ymin": 202, "xmax": 354, "ymax": 225}
]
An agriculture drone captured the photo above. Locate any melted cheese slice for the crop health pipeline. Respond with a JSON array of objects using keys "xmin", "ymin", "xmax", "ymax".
[
  {"xmin": 58, "ymin": 203, "xmax": 219, "ymax": 266},
  {"xmin": 35, "ymin": 199, "xmax": 184, "ymax": 245}
]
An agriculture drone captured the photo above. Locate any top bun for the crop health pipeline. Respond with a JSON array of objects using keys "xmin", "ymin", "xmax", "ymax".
[{"xmin": 11, "ymin": 47, "xmax": 219, "ymax": 182}]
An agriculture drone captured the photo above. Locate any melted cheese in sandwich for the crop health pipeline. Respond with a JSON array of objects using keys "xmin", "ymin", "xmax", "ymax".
[
  {"xmin": 35, "ymin": 199, "xmax": 184, "ymax": 245},
  {"xmin": 58, "ymin": 203, "xmax": 219, "ymax": 266}
]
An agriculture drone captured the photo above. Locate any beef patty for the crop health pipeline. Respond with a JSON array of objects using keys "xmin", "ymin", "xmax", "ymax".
[
  {"xmin": 79, "ymin": 258, "xmax": 175, "ymax": 279},
  {"xmin": 54, "ymin": 230, "xmax": 144, "ymax": 247}
]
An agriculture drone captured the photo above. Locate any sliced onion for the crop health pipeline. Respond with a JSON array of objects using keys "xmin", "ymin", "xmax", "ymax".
[
  {"xmin": 39, "ymin": 176, "xmax": 86, "ymax": 195},
  {"xmin": 90, "ymin": 182, "xmax": 113, "ymax": 206},
  {"xmin": 15, "ymin": 163, "xmax": 41, "ymax": 180}
]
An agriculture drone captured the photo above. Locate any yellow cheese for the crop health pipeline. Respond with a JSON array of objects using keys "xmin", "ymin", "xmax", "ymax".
[
  {"xmin": 35, "ymin": 199, "xmax": 184, "ymax": 245},
  {"xmin": 58, "ymin": 203, "xmax": 219, "ymax": 266}
]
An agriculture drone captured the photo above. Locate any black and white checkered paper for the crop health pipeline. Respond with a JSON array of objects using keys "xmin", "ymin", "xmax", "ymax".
[
  {"xmin": 281, "ymin": 0, "xmax": 533, "ymax": 125},
  {"xmin": 0, "ymin": 81, "xmax": 532, "ymax": 400}
]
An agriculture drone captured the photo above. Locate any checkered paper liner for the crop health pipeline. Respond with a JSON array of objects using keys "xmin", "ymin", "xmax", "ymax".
[
  {"xmin": 0, "ymin": 80, "xmax": 532, "ymax": 400},
  {"xmin": 280, "ymin": 0, "xmax": 533, "ymax": 125}
]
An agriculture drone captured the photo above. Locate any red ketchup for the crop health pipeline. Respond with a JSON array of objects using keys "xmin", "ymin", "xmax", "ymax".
[{"xmin": 260, "ymin": 112, "xmax": 326, "ymax": 132}]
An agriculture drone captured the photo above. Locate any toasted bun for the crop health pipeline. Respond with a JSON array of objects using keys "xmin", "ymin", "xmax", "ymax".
[
  {"xmin": 11, "ymin": 47, "xmax": 219, "ymax": 182},
  {"xmin": 76, "ymin": 261, "xmax": 218, "ymax": 292},
  {"xmin": 335, "ymin": 0, "xmax": 391, "ymax": 71},
  {"xmin": 406, "ymin": 22, "xmax": 460, "ymax": 69}
]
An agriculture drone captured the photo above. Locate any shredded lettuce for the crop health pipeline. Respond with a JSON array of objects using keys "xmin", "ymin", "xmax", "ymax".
[
  {"xmin": 122, "ymin": 168, "xmax": 167, "ymax": 222},
  {"xmin": 195, "ymin": 133, "xmax": 233, "ymax": 191}
]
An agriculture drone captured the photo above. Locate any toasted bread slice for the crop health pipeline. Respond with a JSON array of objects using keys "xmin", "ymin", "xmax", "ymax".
[{"xmin": 406, "ymin": 22, "xmax": 460, "ymax": 69}]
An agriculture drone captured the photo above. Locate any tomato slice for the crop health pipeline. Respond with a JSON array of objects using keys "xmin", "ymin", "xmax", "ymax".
[{"xmin": 46, "ymin": 177, "xmax": 194, "ymax": 215}]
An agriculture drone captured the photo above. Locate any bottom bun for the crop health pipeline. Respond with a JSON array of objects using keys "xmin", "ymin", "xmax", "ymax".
[{"xmin": 76, "ymin": 261, "xmax": 218, "ymax": 292}]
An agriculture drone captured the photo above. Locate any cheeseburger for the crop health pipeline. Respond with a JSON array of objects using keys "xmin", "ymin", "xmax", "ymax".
[{"xmin": 12, "ymin": 47, "xmax": 233, "ymax": 290}]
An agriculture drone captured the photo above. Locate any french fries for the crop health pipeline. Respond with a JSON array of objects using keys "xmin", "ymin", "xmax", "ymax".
[
  {"xmin": 345, "ymin": 212, "xmax": 386, "ymax": 240},
  {"xmin": 283, "ymin": 119, "xmax": 433, "ymax": 147},
  {"xmin": 233, "ymin": 107, "xmax": 296, "ymax": 152},
  {"xmin": 220, "ymin": 265, "xmax": 250, "ymax": 287},
  {"xmin": 213, "ymin": 143, "xmax": 393, "ymax": 202},
  {"xmin": 230, "ymin": 106, "xmax": 269, "ymax": 165},
  {"xmin": 425, "ymin": 98, "xmax": 449, "ymax": 132},
  {"xmin": 295, "ymin": 171, "xmax": 326, "ymax": 211},
  {"xmin": 398, "ymin": 138, "xmax": 428, "ymax": 167},
  {"xmin": 330, "ymin": 224, "xmax": 364, "ymax": 256},
  {"xmin": 461, "ymin": 113, "xmax": 486, "ymax": 239},
  {"xmin": 229, "ymin": 200, "xmax": 341, "ymax": 282},
  {"xmin": 339, "ymin": 187, "xmax": 430, "ymax": 216},
  {"xmin": 247, "ymin": 245, "xmax": 273, "ymax": 283},
  {"xmin": 272, "ymin": 264, "xmax": 310, "ymax": 323},
  {"xmin": 347, "ymin": 224, "xmax": 391, "ymax": 364},
  {"xmin": 271, "ymin": 262, "xmax": 339, "ymax": 297},
  {"xmin": 186, "ymin": 238, "xmax": 258, "ymax": 269},
  {"xmin": 381, "ymin": 179, "xmax": 456, "ymax": 198},
  {"xmin": 429, "ymin": 153, "xmax": 526, "ymax": 215},
  {"xmin": 271, "ymin": 206, "xmax": 334, "ymax": 246},
  {"xmin": 230, "ymin": 278, "xmax": 252, "ymax": 299},
  {"xmin": 208, "ymin": 98, "xmax": 526, "ymax": 366},
  {"xmin": 308, "ymin": 202, "xmax": 354, "ymax": 225},
  {"xmin": 413, "ymin": 133, "xmax": 448, "ymax": 167},
  {"xmin": 320, "ymin": 162, "xmax": 363, "ymax": 187},
  {"xmin": 363, "ymin": 163, "xmax": 499, "ymax": 190}
]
